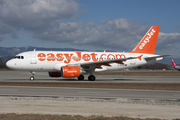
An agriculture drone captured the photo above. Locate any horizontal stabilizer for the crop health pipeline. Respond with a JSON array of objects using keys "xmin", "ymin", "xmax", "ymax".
[{"xmin": 144, "ymin": 55, "xmax": 171, "ymax": 61}]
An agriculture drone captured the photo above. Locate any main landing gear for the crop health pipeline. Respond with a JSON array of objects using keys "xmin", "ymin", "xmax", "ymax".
[
  {"xmin": 78, "ymin": 75, "xmax": 84, "ymax": 80},
  {"xmin": 88, "ymin": 75, "xmax": 96, "ymax": 81},
  {"xmin": 77, "ymin": 75, "xmax": 96, "ymax": 81}
]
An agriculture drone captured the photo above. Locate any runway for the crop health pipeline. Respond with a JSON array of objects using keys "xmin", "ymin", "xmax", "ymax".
[
  {"xmin": 0, "ymin": 71, "xmax": 180, "ymax": 100},
  {"xmin": 0, "ymin": 71, "xmax": 180, "ymax": 119},
  {"xmin": 1, "ymin": 86, "xmax": 180, "ymax": 100},
  {"xmin": 0, "ymin": 86, "xmax": 180, "ymax": 100}
]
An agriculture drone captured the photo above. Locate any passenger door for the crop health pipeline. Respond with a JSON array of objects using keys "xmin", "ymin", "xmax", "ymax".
[{"xmin": 30, "ymin": 52, "xmax": 37, "ymax": 64}]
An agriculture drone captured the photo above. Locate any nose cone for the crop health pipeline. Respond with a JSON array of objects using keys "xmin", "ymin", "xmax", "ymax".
[{"xmin": 6, "ymin": 60, "xmax": 14, "ymax": 69}]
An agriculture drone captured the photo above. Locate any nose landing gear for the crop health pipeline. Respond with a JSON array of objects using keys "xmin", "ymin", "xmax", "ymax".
[
  {"xmin": 30, "ymin": 76, "xmax": 35, "ymax": 81},
  {"xmin": 30, "ymin": 71, "xmax": 35, "ymax": 81}
]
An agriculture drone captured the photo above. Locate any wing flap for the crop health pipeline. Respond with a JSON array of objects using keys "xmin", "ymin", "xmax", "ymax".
[{"xmin": 80, "ymin": 57, "xmax": 136, "ymax": 67}]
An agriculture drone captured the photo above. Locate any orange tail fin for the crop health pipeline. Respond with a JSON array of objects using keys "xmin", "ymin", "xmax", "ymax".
[{"xmin": 129, "ymin": 26, "xmax": 160, "ymax": 54}]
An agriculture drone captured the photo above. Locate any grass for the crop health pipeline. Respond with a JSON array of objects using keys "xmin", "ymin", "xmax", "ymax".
[{"xmin": 0, "ymin": 113, "xmax": 176, "ymax": 120}]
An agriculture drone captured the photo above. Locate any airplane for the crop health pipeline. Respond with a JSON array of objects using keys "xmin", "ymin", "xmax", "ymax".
[
  {"xmin": 171, "ymin": 59, "xmax": 180, "ymax": 71},
  {"xmin": 6, "ymin": 26, "xmax": 170, "ymax": 81}
]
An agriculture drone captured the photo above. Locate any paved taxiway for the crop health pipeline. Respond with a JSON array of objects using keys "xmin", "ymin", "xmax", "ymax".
[{"xmin": 0, "ymin": 71, "xmax": 180, "ymax": 83}]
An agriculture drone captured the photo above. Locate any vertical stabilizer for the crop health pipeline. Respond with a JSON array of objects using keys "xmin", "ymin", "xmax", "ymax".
[
  {"xmin": 172, "ymin": 59, "xmax": 177, "ymax": 66},
  {"xmin": 129, "ymin": 26, "xmax": 160, "ymax": 54}
]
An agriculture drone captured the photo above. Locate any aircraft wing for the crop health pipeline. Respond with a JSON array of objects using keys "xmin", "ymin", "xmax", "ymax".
[
  {"xmin": 66, "ymin": 54, "xmax": 171, "ymax": 70},
  {"xmin": 79, "ymin": 57, "xmax": 136, "ymax": 69},
  {"xmin": 78, "ymin": 55, "xmax": 170, "ymax": 69}
]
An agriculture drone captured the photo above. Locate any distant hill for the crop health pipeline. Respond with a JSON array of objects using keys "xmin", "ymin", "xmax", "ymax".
[{"xmin": 0, "ymin": 46, "xmax": 86, "ymax": 56}]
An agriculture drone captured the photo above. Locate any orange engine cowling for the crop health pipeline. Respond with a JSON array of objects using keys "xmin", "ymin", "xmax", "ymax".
[
  {"xmin": 61, "ymin": 66, "xmax": 81, "ymax": 78},
  {"xmin": 49, "ymin": 72, "xmax": 61, "ymax": 77}
]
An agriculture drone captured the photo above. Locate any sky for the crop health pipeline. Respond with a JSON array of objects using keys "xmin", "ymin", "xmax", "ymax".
[{"xmin": 0, "ymin": 0, "xmax": 180, "ymax": 58}]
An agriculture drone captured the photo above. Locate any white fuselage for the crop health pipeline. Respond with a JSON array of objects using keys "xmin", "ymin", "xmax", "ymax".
[{"xmin": 6, "ymin": 51, "xmax": 162, "ymax": 72}]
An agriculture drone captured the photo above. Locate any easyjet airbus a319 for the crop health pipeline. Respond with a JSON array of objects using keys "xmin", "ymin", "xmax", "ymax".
[{"xmin": 6, "ymin": 26, "xmax": 170, "ymax": 81}]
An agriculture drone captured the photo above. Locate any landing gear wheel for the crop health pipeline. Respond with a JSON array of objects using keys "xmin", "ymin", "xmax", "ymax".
[
  {"xmin": 88, "ymin": 75, "xmax": 96, "ymax": 81},
  {"xmin": 30, "ymin": 76, "xmax": 35, "ymax": 81},
  {"xmin": 78, "ymin": 75, "xmax": 84, "ymax": 80}
]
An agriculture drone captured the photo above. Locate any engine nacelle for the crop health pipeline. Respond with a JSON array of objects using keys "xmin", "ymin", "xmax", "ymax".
[
  {"xmin": 61, "ymin": 66, "xmax": 81, "ymax": 78},
  {"xmin": 49, "ymin": 72, "xmax": 61, "ymax": 77}
]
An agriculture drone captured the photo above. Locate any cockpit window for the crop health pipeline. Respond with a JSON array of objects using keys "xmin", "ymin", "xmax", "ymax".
[{"xmin": 14, "ymin": 56, "xmax": 24, "ymax": 59}]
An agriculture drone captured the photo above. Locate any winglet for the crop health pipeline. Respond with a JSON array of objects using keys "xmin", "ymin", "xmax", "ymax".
[
  {"xmin": 137, "ymin": 55, "xmax": 143, "ymax": 61},
  {"xmin": 129, "ymin": 26, "xmax": 160, "ymax": 54},
  {"xmin": 172, "ymin": 59, "xmax": 177, "ymax": 66}
]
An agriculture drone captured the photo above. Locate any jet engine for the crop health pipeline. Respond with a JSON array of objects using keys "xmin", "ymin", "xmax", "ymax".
[
  {"xmin": 49, "ymin": 72, "xmax": 61, "ymax": 77},
  {"xmin": 61, "ymin": 66, "xmax": 82, "ymax": 78}
]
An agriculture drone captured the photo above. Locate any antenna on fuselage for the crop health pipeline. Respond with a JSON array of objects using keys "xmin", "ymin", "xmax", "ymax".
[
  {"xmin": 33, "ymin": 49, "xmax": 36, "ymax": 51},
  {"xmin": 104, "ymin": 49, "xmax": 110, "ymax": 52}
]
